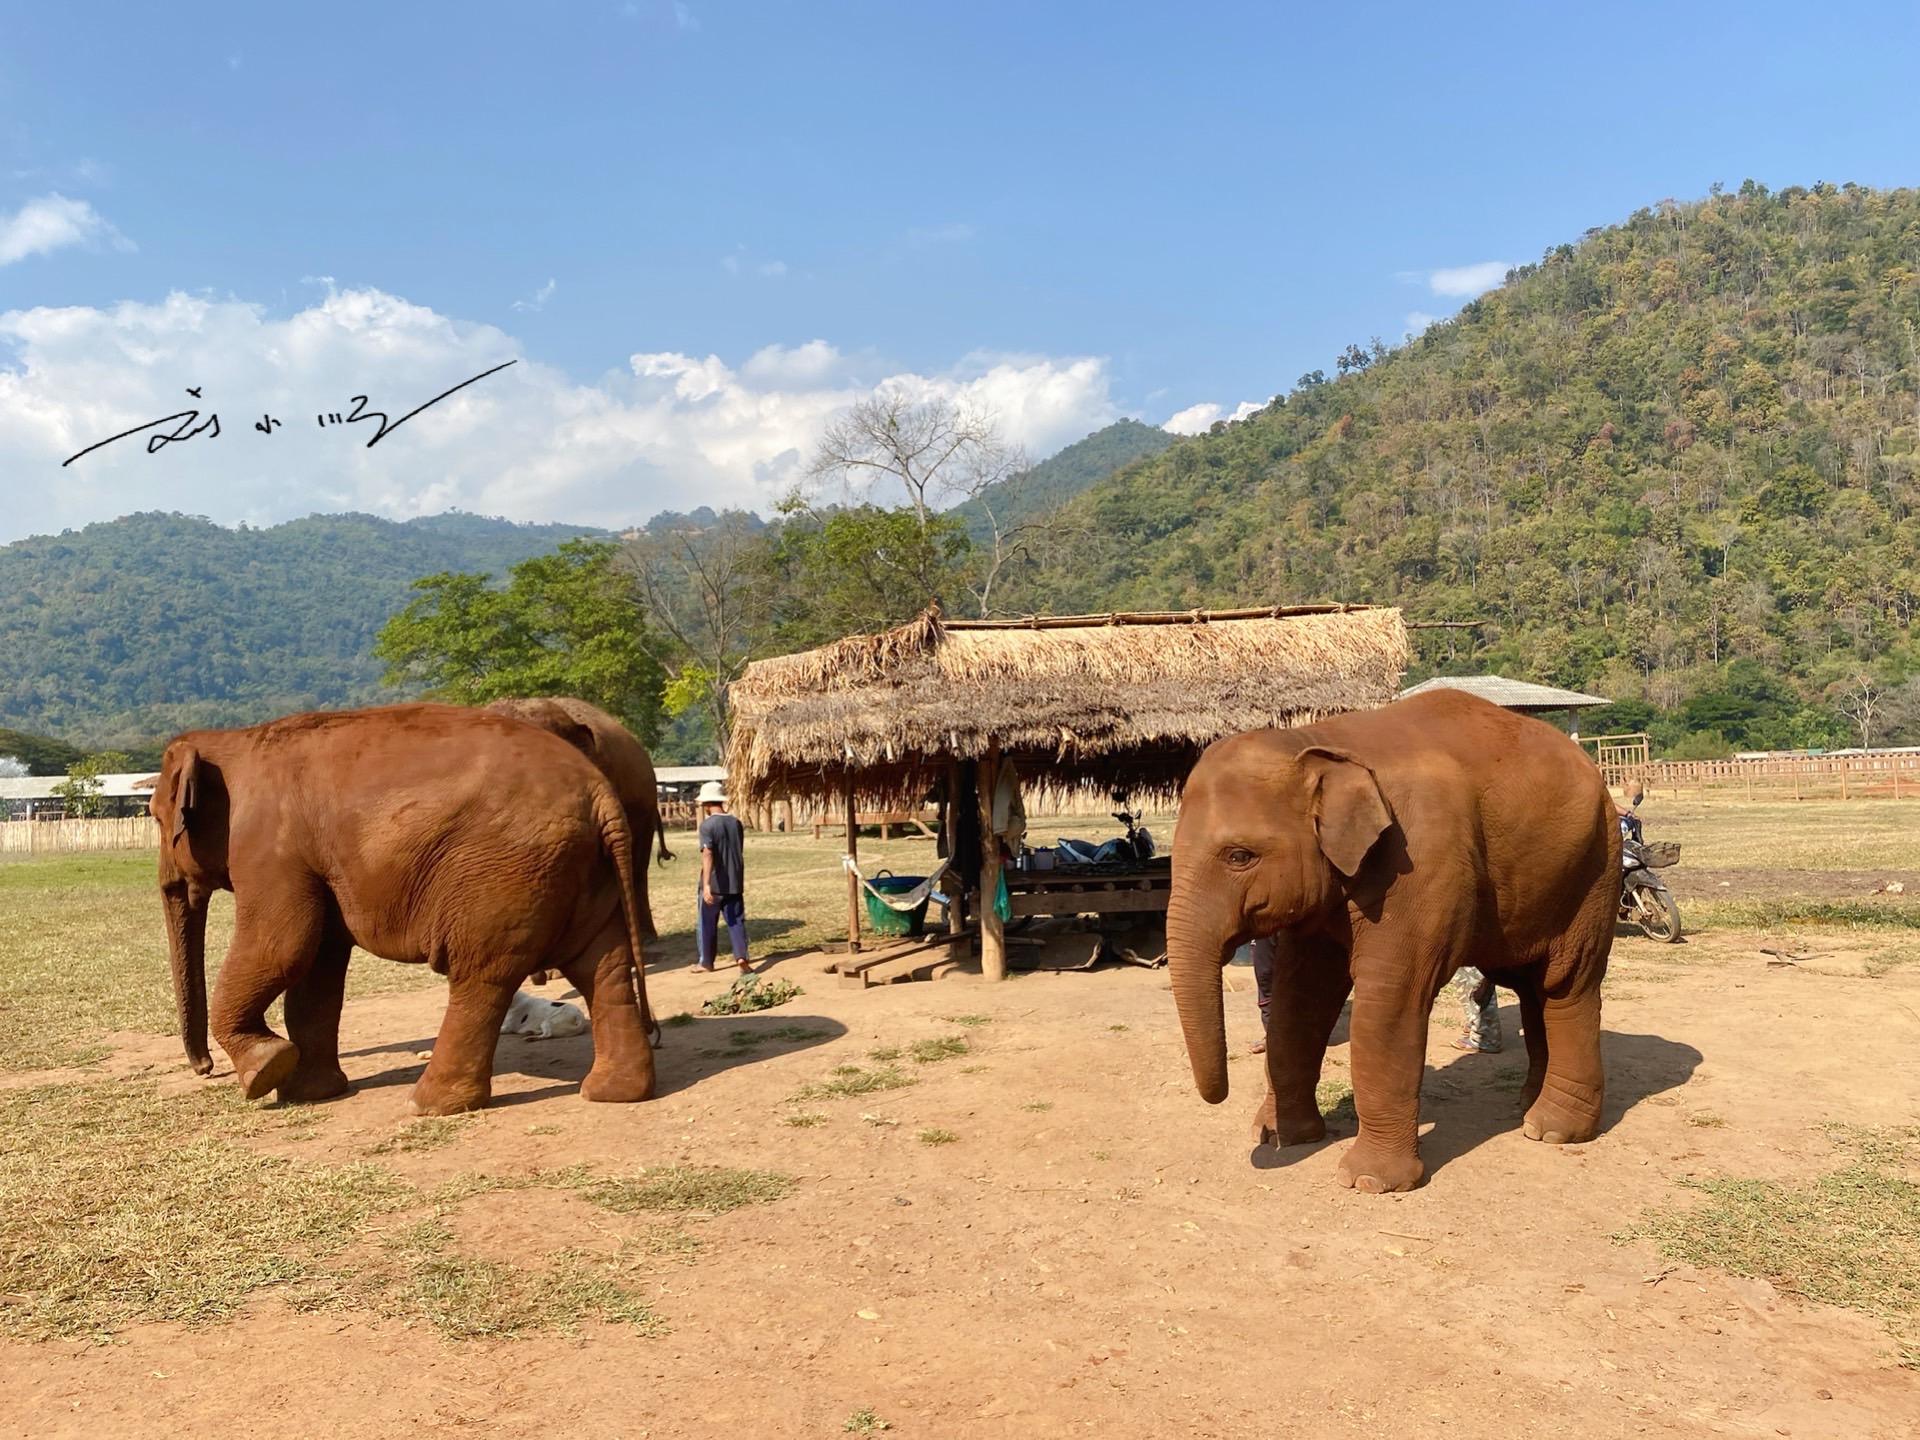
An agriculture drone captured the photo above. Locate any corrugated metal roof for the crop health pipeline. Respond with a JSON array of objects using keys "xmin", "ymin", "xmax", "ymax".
[
  {"xmin": 1398, "ymin": 675, "xmax": 1610, "ymax": 710},
  {"xmin": 656, "ymin": 765, "xmax": 726, "ymax": 784},
  {"xmin": 0, "ymin": 772, "xmax": 159, "ymax": 801}
]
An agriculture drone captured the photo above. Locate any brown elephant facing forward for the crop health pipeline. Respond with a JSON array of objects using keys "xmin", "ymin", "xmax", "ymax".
[
  {"xmin": 152, "ymin": 703, "xmax": 657, "ymax": 1115},
  {"xmin": 1168, "ymin": 689, "xmax": 1619, "ymax": 1192}
]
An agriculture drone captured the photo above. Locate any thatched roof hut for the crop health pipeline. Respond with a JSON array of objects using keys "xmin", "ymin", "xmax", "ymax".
[{"xmin": 727, "ymin": 603, "xmax": 1411, "ymax": 807}]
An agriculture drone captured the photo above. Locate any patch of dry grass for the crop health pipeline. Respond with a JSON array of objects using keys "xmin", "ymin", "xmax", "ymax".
[
  {"xmin": 1624, "ymin": 1126, "xmax": 1920, "ymax": 1366},
  {"xmin": 908, "ymin": 1035, "xmax": 969, "ymax": 1064},
  {"xmin": 791, "ymin": 1063, "xmax": 916, "ymax": 1102},
  {"xmin": 578, "ymin": 1165, "xmax": 794, "ymax": 1216},
  {"xmin": 917, "ymin": 1128, "xmax": 958, "ymax": 1146},
  {"xmin": 0, "ymin": 1078, "xmax": 771, "ymax": 1343},
  {"xmin": 1654, "ymin": 800, "xmax": 1920, "ymax": 872},
  {"xmin": 0, "ymin": 855, "xmax": 438, "ymax": 1074},
  {"xmin": 369, "ymin": 1115, "xmax": 481, "ymax": 1155},
  {"xmin": 0, "ymin": 1079, "xmax": 411, "ymax": 1339}
]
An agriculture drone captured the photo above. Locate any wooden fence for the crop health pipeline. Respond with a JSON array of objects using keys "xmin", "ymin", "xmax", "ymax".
[
  {"xmin": 1629, "ymin": 750, "xmax": 1920, "ymax": 801},
  {"xmin": 0, "ymin": 816, "xmax": 158, "ymax": 857}
]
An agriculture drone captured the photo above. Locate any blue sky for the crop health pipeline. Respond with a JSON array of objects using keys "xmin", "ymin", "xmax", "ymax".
[{"xmin": 3, "ymin": 0, "xmax": 1919, "ymax": 540}]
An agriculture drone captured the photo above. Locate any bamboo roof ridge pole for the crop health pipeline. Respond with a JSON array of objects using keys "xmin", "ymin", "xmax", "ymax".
[
  {"xmin": 844, "ymin": 778, "xmax": 862, "ymax": 954},
  {"xmin": 978, "ymin": 745, "xmax": 1007, "ymax": 982}
]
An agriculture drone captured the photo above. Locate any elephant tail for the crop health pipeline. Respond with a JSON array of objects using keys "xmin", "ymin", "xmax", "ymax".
[
  {"xmin": 594, "ymin": 786, "xmax": 661, "ymax": 1046},
  {"xmin": 654, "ymin": 805, "xmax": 674, "ymax": 867}
]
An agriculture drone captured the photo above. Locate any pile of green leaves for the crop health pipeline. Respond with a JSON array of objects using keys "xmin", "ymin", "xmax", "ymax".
[{"xmin": 698, "ymin": 974, "xmax": 803, "ymax": 1015}]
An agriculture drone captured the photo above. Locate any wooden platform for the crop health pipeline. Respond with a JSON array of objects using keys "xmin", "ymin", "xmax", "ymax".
[{"xmin": 819, "ymin": 928, "xmax": 976, "ymax": 987}]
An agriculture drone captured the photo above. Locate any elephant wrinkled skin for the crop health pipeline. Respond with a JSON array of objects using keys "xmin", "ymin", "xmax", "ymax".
[
  {"xmin": 484, "ymin": 696, "xmax": 673, "ymax": 945},
  {"xmin": 1167, "ymin": 689, "xmax": 1619, "ymax": 1192},
  {"xmin": 151, "ymin": 703, "xmax": 657, "ymax": 1115}
]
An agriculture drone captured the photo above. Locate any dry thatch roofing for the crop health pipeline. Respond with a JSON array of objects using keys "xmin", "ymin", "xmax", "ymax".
[{"xmin": 727, "ymin": 604, "xmax": 1410, "ymax": 805}]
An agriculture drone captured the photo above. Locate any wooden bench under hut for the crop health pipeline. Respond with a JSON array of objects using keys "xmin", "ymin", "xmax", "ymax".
[{"xmin": 725, "ymin": 602, "xmax": 1410, "ymax": 982}]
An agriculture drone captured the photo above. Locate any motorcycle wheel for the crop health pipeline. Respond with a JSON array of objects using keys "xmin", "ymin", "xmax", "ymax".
[{"xmin": 1630, "ymin": 886, "xmax": 1683, "ymax": 943}]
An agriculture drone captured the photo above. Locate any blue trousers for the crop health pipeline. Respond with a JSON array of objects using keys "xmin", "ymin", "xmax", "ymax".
[{"xmin": 697, "ymin": 892, "xmax": 749, "ymax": 967}]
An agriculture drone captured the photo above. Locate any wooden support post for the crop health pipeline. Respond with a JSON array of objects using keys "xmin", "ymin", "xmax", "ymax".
[
  {"xmin": 977, "ymin": 745, "xmax": 1007, "ymax": 982},
  {"xmin": 946, "ymin": 760, "xmax": 968, "ymax": 940},
  {"xmin": 844, "ymin": 779, "xmax": 862, "ymax": 954}
]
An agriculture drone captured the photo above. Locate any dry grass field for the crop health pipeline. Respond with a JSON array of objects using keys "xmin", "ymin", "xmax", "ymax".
[{"xmin": 2, "ymin": 799, "xmax": 1918, "ymax": 1437}]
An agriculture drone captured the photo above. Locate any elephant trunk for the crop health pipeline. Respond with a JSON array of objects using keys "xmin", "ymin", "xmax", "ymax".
[
  {"xmin": 163, "ymin": 885, "xmax": 213, "ymax": 1076},
  {"xmin": 1167, "ymin": 895, "xmax": 1233, "ymax": 1104}
]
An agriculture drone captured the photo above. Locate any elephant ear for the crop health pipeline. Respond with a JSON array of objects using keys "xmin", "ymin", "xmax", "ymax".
[
  {"xmin": 1299, "ymin": 746, "xmax": 1392, "ymax": 878},
  {"xmin": 166, "ymin": 746, "xmax": 201, "ymax": 844}
]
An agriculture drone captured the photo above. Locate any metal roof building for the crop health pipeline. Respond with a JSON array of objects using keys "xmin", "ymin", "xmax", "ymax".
[{"xmin": 1398, "ymin": 675, "xmax": 1610, "ymax": 714}]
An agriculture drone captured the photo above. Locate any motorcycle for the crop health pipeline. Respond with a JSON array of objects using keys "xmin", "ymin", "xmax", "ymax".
[
  {"xmin": 1618, "ymin": 815, "xmax": 1682, "ymax": 942},
  {"xmin": 1052, "ymin": 790, "xmax": 1158, "ymax": 867}
]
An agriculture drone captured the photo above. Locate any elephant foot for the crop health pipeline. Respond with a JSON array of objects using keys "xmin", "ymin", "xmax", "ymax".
[
  {"xmin": 580, "ymin": 1059, "xmax": 655, "ymax": 1104},
  {"xmin": 276, "ymin": 1064, "xmax": 351, "ymax": 1104},
  {"xmin": 1521, "ymin": 1098, "xmax": 1601, "ymax": 1145},
  {"xmin": 234, "ymin": 1037, "xmax": 299, "ymax": 1101},
  {"xmin": 1335, "ymin": 1139, "xmax": 1425, "ymax": 1194},
  {"xmin": 408, "ymin": 1075, "xmax": 490, "ymax": 1116},
  {"xmin": 1256, "ymin": 1098, "xmax": 1329, "ymax": 1148}
]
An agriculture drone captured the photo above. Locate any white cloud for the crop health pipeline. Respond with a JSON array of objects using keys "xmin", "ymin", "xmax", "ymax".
[
  {"xmin": 1162, "ymin": 397, "xmax": 1266, "ymax": 435},
  {"xmin": 674, "ymin": 1, "xmax": 698, "ymax": 29},
  {"xmin": 0, "ymin": 194, "xmax": 132, "ymax": 266},
  {"xmin": 0, "ymin": 288, "xmax": 1119, "ymax": 542},
  {"xmin": 511, "ymin": 277, "xmax": 558, "ymax": 312},
  {"xmin": 908, "ymin": 221, "xmax": 977, "ymax": 245},
  {"xmin": 757, "ymin": 260, "xmax": 787, "ymax": 278},
  {"xmin": 1425, "ymin": 260, "xmax": 1510, "ymax": 298},
  {"xmin": 1404, "ymin": 310, "xmax": 1440, "ymax": 336},
  {"xmin": 1163, "ymin": 402, "xmax": 1222, "ymax": 434}
]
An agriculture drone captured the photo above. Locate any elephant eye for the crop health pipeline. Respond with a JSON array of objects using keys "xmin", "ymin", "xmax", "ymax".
[{"xmin": 1225, "ymin": 847, "xmax": 1257, "ymax": 868}]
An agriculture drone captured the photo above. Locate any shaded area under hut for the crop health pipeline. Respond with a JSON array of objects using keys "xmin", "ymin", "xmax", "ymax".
[{"xmin": 726, "ymin": 603, "xmax": 1411, "ymax": 980}]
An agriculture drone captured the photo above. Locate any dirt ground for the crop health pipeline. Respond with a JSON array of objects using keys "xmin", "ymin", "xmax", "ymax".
[{"xmin": 4, "ymin": 917, "xmax": 1918, "ymax": 1439}]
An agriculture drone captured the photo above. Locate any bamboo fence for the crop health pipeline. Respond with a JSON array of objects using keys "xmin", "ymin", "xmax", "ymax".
[
  {"xmin": 1629, "ymin": 750, "xmax": 1920, "ymax": 801},
  {"xmin": 0, "ymin": 816, "xmax": 158, "ymax": 857}
]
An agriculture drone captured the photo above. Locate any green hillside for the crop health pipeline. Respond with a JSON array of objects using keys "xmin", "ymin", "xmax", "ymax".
[
  {"xmin": 0, "ymin": 511, "xmax": 601, "ymax": 746},
  {"xmin": 1009, "ymin": 182, "xmax": 1920, "ymax": 752},
  {"xmin": 951, "ymin": 418, "xmax": 1172, "ymax": 541}
]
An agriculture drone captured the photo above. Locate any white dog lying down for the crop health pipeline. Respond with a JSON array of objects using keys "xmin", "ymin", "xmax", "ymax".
[{"xmin": 500, "ymin": 991, "xmax": 589, "ymax": 1040}]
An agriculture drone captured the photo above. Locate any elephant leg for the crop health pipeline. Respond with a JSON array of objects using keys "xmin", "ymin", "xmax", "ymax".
[
  {"xmin": 1257, "ymin": 935, "xmax": 1352, "ymax": 1146},
  {"xmin": 278, "ymin": 924, "xmax": 352, "ymax": 1103},
  {"xmin": 209, "ymin": 885, "xmax": 326, "ymax": 1101},
  {"xmin": 560, "ymin": 915, "xmax": 656, "ymax": 1104},
  {"xmin": 1335, "ymin": 954, "xmax": 1437, "ymax": 1193},
  {"xmin": 410, "ymin": 973, "xmax": 519, "ymax": 1116},
  {"xmin": 1514, "ymin": 974, "xmax": 1549, "ymax": 1112},
  {"xmin": 1524, "ymin": 980, "xmax": 1605, "ymax": 1144}
]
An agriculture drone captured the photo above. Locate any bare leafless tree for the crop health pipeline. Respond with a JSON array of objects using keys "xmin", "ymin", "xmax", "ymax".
[
  {"xmin": 624, "ymin": 511, "xmax": 772, "ymax": 753},
  {"xmin": 809, "ymin": 393, "xmax": 1005, "ymax": 527},
  {"xmin": 1833, "ymin": 673, "xmax": 1884, "ymax": 751}
]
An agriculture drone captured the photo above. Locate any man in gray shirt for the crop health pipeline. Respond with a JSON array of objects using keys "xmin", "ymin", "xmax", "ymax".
[{"xmin": 695, "ymin": 780, "xmax": 754, "ymax": 973}]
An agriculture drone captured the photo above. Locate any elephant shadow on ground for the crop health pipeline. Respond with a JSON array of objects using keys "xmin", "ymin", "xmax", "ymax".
[
  {"xmin": 336, "ymin": 1011, "xmax": 848, "ymax": 1105},
  {"xmin": 1250, "ymin": 999, "xmax": 1702, "ymax": 1182}
]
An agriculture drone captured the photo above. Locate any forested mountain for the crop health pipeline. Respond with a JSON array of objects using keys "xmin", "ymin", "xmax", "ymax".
[
  {"xmin": 0, "ymin": 511, "xmax": 601, "ymax": 745},
  {"xmin": 951, "ymin": 418, "xmax": 1172, "ymax": 542},
  {"xmin": 1004, "ymin": 182, "xmax": 1920, "ymax": 753}
]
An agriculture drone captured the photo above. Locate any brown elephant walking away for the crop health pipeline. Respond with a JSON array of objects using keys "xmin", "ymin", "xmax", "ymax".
[
  {"xmin": 150, "ymin": 703, "xmax": 657, "ymax": 1115},
  {"xmin": 1167, "ymin": 689, "xmax": 1619, "ymax": 1192},
  {"xmin": 484, "ymin": 698, "xmax": 673, "ymax": 997}
]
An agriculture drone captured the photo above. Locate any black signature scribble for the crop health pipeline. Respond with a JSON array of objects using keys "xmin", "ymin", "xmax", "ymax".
[{"xmin": 61, "ymin": 359, "xmax": 518, "ymax": 467}]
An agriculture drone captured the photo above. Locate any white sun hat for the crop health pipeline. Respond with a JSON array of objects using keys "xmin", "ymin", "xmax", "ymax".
[{"xmin": 697, "ymin": 780, "xmax": 728, "ymax": 806}]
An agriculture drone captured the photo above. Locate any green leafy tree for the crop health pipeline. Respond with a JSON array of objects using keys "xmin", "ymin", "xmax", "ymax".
[
  {"xmin": 373, "ymin": 539, "xmax": 666, "ymax": 743},
  {"xmin": 764, "ymin": 499, "xmax": 973, "ymax": 649},
  {"xmin": 51, "ymin": 750, "xmax": 131, "ymax": 819}
]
